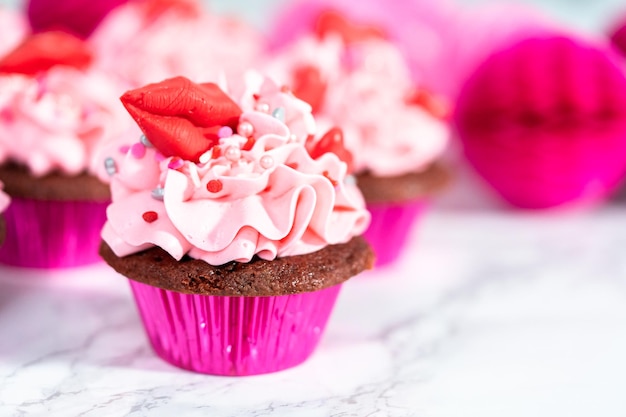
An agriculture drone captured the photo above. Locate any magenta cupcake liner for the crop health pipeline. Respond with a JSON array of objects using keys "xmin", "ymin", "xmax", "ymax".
[
  {"xmin": 0, "ymin": 197, "xmax": 108, "ymax": 268},
  {"xmin": 456, "ymin": 36, "xmax": 626, "ymax": 209},
  {"xmin": 129, "ymin": 280, "xmax": 342, "ymax": 376},
  {"xmin": 363, "ymin": 200, "xmax": 428, "ymax": 267}
]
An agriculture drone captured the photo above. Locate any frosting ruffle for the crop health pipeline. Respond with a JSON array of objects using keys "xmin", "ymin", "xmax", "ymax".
[{"xmin": 102, "ymin": 75, "xmax": 370, "ymax": 265}]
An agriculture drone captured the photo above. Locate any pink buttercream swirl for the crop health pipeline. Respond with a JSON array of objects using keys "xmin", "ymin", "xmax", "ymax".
[
  {"xmin": 90, "ymin": 1, "xmax": 262, "ymax": 87},
  {"xmin": 268, "ymin": 34, "xmax": 449, "ymax": 177},
  {"xmin": 0, "ymin": 67, "xmax": 136, "ymax": 181},
  {"xmin": 102, "ymin": 75, "xmax": 370, "ymax": 265}
]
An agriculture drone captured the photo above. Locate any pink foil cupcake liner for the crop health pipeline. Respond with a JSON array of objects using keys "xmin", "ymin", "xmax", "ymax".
[
  {"xmin": 363, "ymin": 200, "xmax": 428, "ymax": 267},
  {"xmin": 129, "ymin": 280, "xmax": 342, "ymax": 376},
  {"xmin": 0, "ymin": 197, "xmax": 108, "ymax": 268}
]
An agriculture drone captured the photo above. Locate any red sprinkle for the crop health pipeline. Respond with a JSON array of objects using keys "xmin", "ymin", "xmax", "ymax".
[
  {"xmin": 285, "ymin": 162, "xmax": 299, "ymax": 170},
  {"xmin": 211, "ymin": 146, "xmax": 222, "ymax": 159},
  {"xmin": 119, "ymin": 145, "xmax": 130, "ymax": 154},
  {"xmin": 207, "ymin": 179, "xmax": 223, "ymax": 193},
  {"xmin": 241, "ymin": 137, "xmax": 255, "ymax": 151},
  {"xmin": 142, "ymin": 211, "xmax": 158, "ymax": 223},
  {"xmin": 252, "ymin": 93, "xmax": 261, "ymax": 101}
]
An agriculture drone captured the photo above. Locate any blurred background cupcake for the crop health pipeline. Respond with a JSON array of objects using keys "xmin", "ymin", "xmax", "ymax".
[
  {"xmin": 0, "ymin": 31, "xmax": 136, "ymax": 268},
  {"xmin": 88, "ymin": 0, "xmax": 263, "ymax": 87},
  {"xmin": 266, "ymin": 10, "xmax": 450, "ymax": 267}
]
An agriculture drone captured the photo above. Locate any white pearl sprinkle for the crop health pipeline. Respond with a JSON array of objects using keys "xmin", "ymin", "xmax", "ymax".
[
  {"xmin": 225, "ymin": 146, "xmax": 241, "ymax": 162},
  {"xmin": 260, "ymin": 155, "xmax": 274, "ymax": 169},
  {"xmin": 237, "ymin": 121, "xmax": 254, "ymax": 137}
]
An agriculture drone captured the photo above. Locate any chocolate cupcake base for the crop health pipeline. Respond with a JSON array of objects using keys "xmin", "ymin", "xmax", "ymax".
[{"xmin": 100, "ymin": 236, "xmax": 375, "ymax": 296}]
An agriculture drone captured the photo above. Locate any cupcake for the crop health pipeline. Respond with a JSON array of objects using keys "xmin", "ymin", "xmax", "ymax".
[
  {"xmin": 0, "ymin": 182, "xmax": 9, "ymax": 246},
  {"xmin": 0, "ymin": 31, "xmax": 135, "ymax": 268},
  {"xmin": 455, "ymin": 35, "xmax": 626, "ymax": 209},
  {"xmin": 266, "ymin": 13, "xmax": 449, "ymax": 266},
  {"xmin": 89, "ymin": 0, "xmax": 262, "ymax": 87},
  {"xmin": 99, "ymin": 74, "xmax": 373, "ymax": 375}
]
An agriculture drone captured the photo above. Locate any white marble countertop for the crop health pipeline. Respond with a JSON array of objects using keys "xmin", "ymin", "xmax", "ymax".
[{"xmin": 1, "ymin": 200, "xmax": 626, "ymax": 416}]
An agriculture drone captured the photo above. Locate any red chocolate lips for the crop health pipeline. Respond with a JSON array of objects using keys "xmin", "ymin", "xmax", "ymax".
[{"xmin": 121, "ymin": 76, "xmax": 242, "ymax": 162}]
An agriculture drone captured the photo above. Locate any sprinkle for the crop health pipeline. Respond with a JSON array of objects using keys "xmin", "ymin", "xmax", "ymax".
[
  {"xmin": 104, "ymin": 157, "xmax": 116, "ymax": 176},
  {"xmin": 255, "ymin": 102, "xmax": 270, "ymax": 113},
  {"xmin": 130, "ymin": 142, "xmax": 146, "ymax": 159},
  {"xmin": 151, "ymin": 187, "xmax": 164, "ymax": 200},
  {"xmin": 260, "ymin": 155, "xmax": 274, "ymax": 169},
  {"xmin": 168, "ymin": 157, "xmax": 184, "ymax": 170},
  {"xmin": 218, "ymin": 126, "xmax": 233, "ymax": 138},
  {"xmin": 207, "ymin": 179, "xmax": 223, "ymax": 193},
  {"xmin": 154, "ymin": 152, "xmax": 166, "ymax": 162},
  {"xmin": 225, "ymin": 146, "xmax": 241, "ymax": 162},
  {"xmin": 344, "ymin": 175, "xmax": 356, "ymax": 186},
  {"xmin": 212, "ymin": 146, "xmax": 222, "ymax": 159},
  {"xmin": 286, "ymin": 162, "xmax": 299, "ymax": 170},
  {"xmin": 241, "ymin": 136, "xmax": 255, "ymax": 151},
  {"xmin": 252, "ymin": 93, "xmax": 261, "ymax": 101},
  {"xmin": 323, "ymin": 170, "xmax": 338, "ymax": 186},
  {"xmin": 237, "ymin": 121, "xmax": 254, "ymax": 137},
  {"xmin": 199, "ymin": 150, "xmax": 212, "ymax": 164},
  {"xmin": 142, "ymin": 211, "xmax": 158, "ymax": 223},
  {"xmin": 188, "ymin": 163, "xmax": 201, "ymax": 188},
  {"xmin": 272, "ymin": 107, "xmax": 286, "ymax": 123},
  {"xmin": 140, "ymin": 134, "xmax": 153, "ymax": 147},
  {"xmin": 119, "ymin": 145, "xmax": 130, "ymax": 154}
]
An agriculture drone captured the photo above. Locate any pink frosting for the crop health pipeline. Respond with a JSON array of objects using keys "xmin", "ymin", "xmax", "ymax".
[
  {"xmin": 0, "ymin": 67, "xmax": 137, "ymax": 181},
  {"xmin": 0, "ymin": 8, "xmax": 27, "ymax": 58},
  {"xmin": 0, "ymin": 182, "xmax": 9, "ymax": 214},
  {"xmin": 102, "ymin": 75, "xmax": 370, "ymax": 265},
  {"xmin": 89, "ymin": 2, "xmax": 263, "ymax": 87},
  {"xmin": 267, "ymin": 36, "xmax": 449, "ymax": 177}
]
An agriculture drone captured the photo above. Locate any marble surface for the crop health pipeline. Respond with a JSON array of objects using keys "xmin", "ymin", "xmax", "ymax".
[{"xmin": 1, "ymin": 202, "xmax": 626, "ymax": 416}]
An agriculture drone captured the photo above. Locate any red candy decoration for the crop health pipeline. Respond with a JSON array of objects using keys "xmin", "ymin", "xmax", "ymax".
[
  {"xmin": 315, "ymin": 10, "xmax": 386, "ymax": 44},
  {"xmin": 142, "ymin": 211, "xmax": 158, "ymax": 223},
  {"xmin": 206, "ymin": 179, "xmax": 223, "ymax": 193},
  {"xmin": 121, "ymin": 76, "xmax": 243, "ymax": 163},
  {"xmin": 307, "ymin": 127, "xmax": 354, "ymax": 173},
  {"xmin": 406, "ymin": 87, "xmax": 450, "ymax": 120},
  {"xmin": 0, "ymin": 31, "xmax": 93, "ymax": 75},
  {"xmin": 292, "ymin": 64, "xmax": 327, "ymax": 114}
]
